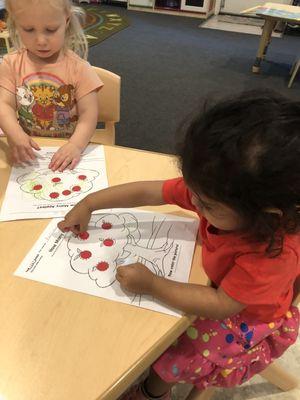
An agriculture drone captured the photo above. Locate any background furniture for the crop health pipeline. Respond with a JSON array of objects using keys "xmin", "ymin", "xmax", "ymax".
[
  {"xmin": 248, "ymin": 2, "xmax": 300, "ymax": 73},
  {"xmin": 127, "ymin": 0, "xmax": 215, "ymax": 19},
  {"xmin": 91, "ymin": 66, "xmax": 121, "ymax": 145},
  {"xmin": 86, "ymin": 4, "xmax": 299, "ymax": 155},
  {"xmin": 77, "ymin": 0, "xmax": 101, "ymax": 3},
  {"xmin": 288, "ymin": 57, "xmax": 300, "ymax": 87},
  {"xmin": 0, "ymin": 137, "xmax": 206, "ymax": 400},
  {"xmin": 0, "ymin": 30, "xmax": 12, "ymax": 53},
  {"xmin": 216, "ymin": 0, "xmax": 293, "ymax": 15}
]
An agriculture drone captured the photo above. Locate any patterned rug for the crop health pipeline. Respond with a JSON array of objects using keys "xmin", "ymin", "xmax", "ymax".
[
  {"xmin": 82, "ymin": 5, "xmax": 130, "ymax": 47},
  {"xmin": 0, "ymin": 5, "xmax": 130, "ymax": 54}
]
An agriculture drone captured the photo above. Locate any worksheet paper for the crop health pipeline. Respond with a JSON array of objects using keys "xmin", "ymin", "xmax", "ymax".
[
  {"xmin": 14, "ymin": 210, "xmax": 199, "ymax": 317},
  {"xmin": 0, "ymin": 145, "xmax": 108, "ymax": 221}
]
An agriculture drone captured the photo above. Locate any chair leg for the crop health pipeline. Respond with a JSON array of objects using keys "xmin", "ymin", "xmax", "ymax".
[
  {"xmin": 288, "ymin": 60, "xmax": 300, "ymax": 88},
  {"xmin": 186, "ymin": 387, "xmax": 217, "ymax": 400},
  {"xmin": 259, "ymin": 361, "xmax": 299, "ymax": 391}
]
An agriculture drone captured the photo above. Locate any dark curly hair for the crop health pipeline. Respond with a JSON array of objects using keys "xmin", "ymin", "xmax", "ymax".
[{"xmin": 178, "ymin": 90, "xmax": 300, "ymax": 256}]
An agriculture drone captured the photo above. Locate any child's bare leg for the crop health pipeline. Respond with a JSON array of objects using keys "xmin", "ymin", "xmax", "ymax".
[{"xmin": 144, "ymin": 368, "xmax": 174, "ymax": 397}]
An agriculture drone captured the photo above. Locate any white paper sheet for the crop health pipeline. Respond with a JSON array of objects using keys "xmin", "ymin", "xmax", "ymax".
[
  {"xmin": 0, "ymin": 145, "xmax": 108, "ymax": 221},
  {"xmin": 14, "ymin": 209, "xmax": 199, "ymax": 317}
]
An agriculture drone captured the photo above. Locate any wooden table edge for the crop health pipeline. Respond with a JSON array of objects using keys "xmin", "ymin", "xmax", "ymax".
[{"xmin": 98, "ymin": 315, "xmax": 197, "ymax": 400}]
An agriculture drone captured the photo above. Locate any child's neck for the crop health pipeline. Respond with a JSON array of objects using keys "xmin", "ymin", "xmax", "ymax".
[{"xmin": 26, "ymin": 49, "xmax": 65, "ymax": 65}]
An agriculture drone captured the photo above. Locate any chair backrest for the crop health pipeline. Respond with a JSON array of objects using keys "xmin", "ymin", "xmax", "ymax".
[
  {"xmin": 0, "ymin": 30, "xmax": 13, "ymax": 53},
  {"xmin": 90, "ymin": 66, "xmax": 121, "ymax": 145}
]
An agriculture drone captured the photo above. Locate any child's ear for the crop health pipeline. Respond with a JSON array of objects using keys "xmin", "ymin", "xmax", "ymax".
[{"xmin": 264, "ymin": 207, "xmax": 283, "ymax": 217}]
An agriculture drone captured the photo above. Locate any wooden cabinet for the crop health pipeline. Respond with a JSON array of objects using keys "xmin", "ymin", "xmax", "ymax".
[
  {"xmin": 128, "ymin": 0, "xmax": 215, "ymax": 18},
  {"xmin": 181, "ymin": 0, "xmax": 213, "ymax": 13}
]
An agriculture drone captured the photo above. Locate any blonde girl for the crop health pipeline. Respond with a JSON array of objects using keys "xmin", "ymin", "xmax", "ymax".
[{"xmin": 0, "ymin": 0, "xmax": 103, "ymax": 171}]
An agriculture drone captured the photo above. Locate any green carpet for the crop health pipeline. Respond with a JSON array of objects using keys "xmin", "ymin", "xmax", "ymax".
[{"xmin": 0, "ymin": 5, "xmax": 130, "ymax": 54}]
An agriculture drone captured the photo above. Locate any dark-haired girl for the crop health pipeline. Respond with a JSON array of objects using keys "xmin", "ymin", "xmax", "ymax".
[{"xmin": 58, "ymin": 90, "xmax": 300, "ymax": 400}]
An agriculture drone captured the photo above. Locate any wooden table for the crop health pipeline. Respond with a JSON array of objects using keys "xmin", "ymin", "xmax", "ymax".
[
  {"xmin": 0, "ymin": 137, "xmax": 206, "ymax": 400},
  {"xmin": 248, "ymin": 2, "xmax": 300, "ymax": 73}
]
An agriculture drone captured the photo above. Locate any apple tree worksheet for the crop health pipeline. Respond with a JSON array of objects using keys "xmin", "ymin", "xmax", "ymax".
[
  {"xmin": 14, "ymin": 209, "xmax": 199, "ymax": 317},
  {"xmin": 0, "ymin": 145, "xmax": 108, "ymax": 221}
]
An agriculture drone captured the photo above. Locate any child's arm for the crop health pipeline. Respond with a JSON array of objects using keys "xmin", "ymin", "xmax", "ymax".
[
  {"xmin": 57, "ymin": 181, "xmax": 166, "ymax": 234},
  {"xmin": 0, "ymin": 87, "xmax": 40, "ymax": 163},
  {"xmin": 48, "ymin": 90, "xmax": 98, "ymax": 172},
  {"xmin": 116, "ymin": 263, "xmax": 245, "ymax": 319}
]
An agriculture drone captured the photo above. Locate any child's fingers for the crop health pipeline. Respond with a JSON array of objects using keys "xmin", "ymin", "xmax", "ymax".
[
  {"xmin": 49, "ymin": 155, "xmax": 64, "ymax": 171},
  {"xmin": 118, "ymin": 257, "xmax": 138, "ymax": 268},
  {"xmin": 66, "ymin": 224, "xmax": 82, "ymax": 235},
  {"xmin": 57, "ymin": 220, "xmax": 69, "ymax": 232},
  {"xmin": 25, "ymin": 147, "xmax": 37, "ymax": 161},
  {"xmin": 29, "ymin": 139, "xmax": 41, "ymax": 151},
  {"xmin": 57, "ymin": 221, "xmax": 64, "ymax": 232},
  {"xmin": 11, "ymin": 148, "xmax": 21, "ymax": 164},
  {"xmin": 115, "ymin": 268, "xmax": 125, "ymax": 281},
  {"xmin": 18, "ymin": 148, "xmax": 32, "ymax": 163},
  {"xmin": 70, "ymin": 226, "xmax": 81, "ymax": 235},
  {"xmin": 49, "ymin": 150, "xmax": 67, "ymax": 170},
  {"xmin": 68, "ymin": 157, "xmax": 79, "ymax": 170},
  {"xmin": 58, "ymin": 215, "xmax": 86, "ymax": 235},
  {"xmin": 48, "ymin": 154, "xmax": 57, "ymax": 170},
  {"xmin": 116, "ymin": 266, "xmax": 126, "ymax": 274},
  {"xmin": 78, "ymin": 221, "xmax": 88, "ymax": 233},
  {"xmin": 57, "ymin": 219, "xmax": 79, "ymax": 234},
  {"xmin": 58, "ymin": 158, "xmax": 72, "ymax": 172},
  {"xmin": 50, "ymin": 164, "xmax": 59, "ymax": 172}
]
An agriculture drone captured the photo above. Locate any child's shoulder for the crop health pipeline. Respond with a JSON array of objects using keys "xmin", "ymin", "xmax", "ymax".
[
  {"xmin": 235, "ymin": 233, "xmax": 300, "ymax": 273},
  {"xmin": 1, "ymin": 48, "xmax": 27, "ymax": 66},
  {"xmin": 63, "ymin": 51, "xmax": 102, "ymax": 98},
  {"xmin": 64, "ymin": 50, "xmax": 94, "ymax": 77},
  {"xmin": 65, "ymin": 50, "xmax": 92, "ymax": 68},
  {"xmin": 0, "ymin": 50, "xmax": 29, "ymax": 77}
]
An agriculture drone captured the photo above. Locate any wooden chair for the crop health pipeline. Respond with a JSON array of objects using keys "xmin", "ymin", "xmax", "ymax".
[
  {"xmin": 0, "ymin": 30, "xmax": 13, "ymax": 54},
  {"xmin": 190, "ymin": 276, "xmax": 300, "ymax": 400},
  {"xmin": 90, "ymin": 66, "xmax": 121, "ymax": 146},
  {"xmin": 288, "ymin": 58, "xmax": 300, "ymax": 88}
]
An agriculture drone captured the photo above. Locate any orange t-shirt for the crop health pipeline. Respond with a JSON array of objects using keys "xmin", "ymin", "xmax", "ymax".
[
  {"xmin": 163, "ymin": 177, "xmax": 300, "ymax": 322},
  {"xmin": 0, "ymin": 49, "xmax": 103, "ymax": 138}
]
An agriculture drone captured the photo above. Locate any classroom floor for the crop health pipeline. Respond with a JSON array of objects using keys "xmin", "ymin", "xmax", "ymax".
[{"xmin": 87, "ymin": 5, "xmax": 300, "ymax": 154}]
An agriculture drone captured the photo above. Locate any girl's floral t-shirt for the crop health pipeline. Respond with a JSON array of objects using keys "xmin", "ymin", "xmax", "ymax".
[{"xmin": 0, "ymin": 49, "xmax": 103, "ymax": 138}]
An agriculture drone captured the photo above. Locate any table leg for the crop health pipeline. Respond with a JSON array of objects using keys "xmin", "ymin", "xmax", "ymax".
[{"xmin": 252, "ymin": 19, "xmax": 276, "ymax": 74}]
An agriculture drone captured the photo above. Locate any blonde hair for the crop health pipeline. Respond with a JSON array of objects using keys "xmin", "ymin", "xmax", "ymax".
[{"xmin": 6, "ymin": 0, "xmax": 88, "ymax": 59}]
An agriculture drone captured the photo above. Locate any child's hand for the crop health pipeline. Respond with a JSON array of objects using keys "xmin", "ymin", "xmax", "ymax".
[
  {"xmin": 8, "ymin": 132, "xmax": 40, "ymax": 164},
  {"xmin": 116, "ymin": 263, "xmax": 156, "ymax": 295},
  {"xmin": 49, "ymin": 142, "xmax": 81, "ymax": 172},
  {"xmin": 57, "ymin": 201, "xmax": 91, "ymax": 234}
]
